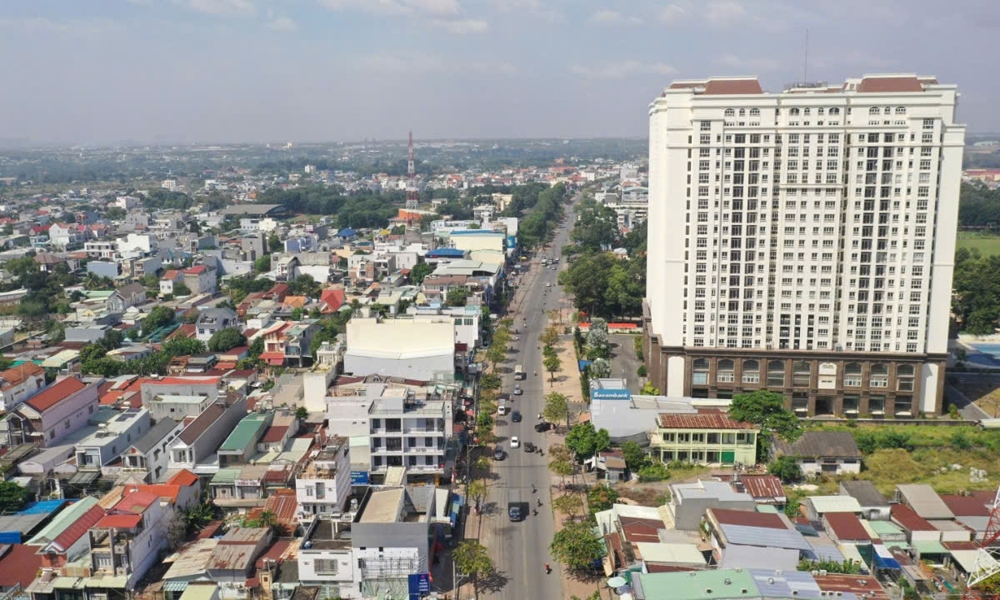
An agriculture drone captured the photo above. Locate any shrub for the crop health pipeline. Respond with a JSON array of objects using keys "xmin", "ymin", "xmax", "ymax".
[
  {"xmin": 637, "ymin": 364, "xmax": 647, "ymax": 377},
  {"xmin": 638, "ymin": 461, "xmax": 671, "ymax": 482}
]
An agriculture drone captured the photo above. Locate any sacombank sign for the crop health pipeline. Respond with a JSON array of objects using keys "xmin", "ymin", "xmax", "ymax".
[{"xmin": 592, "ymin": 389, "xmax": 632, "ymax": 401}]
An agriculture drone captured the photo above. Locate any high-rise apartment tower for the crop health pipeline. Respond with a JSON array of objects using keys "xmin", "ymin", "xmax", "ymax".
[{"xmin": 643, "ymin": 74, "xmax": 965, "ymax": 417}]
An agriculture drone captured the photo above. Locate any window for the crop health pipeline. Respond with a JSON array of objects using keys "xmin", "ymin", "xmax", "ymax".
[
  {"xmin": 897, "ymin": 364, "xmax": 915, "ymax": 391},
  {"xmin": 717, "ymin": 359, "xmax": 735, "ymax": 383},
  {"xmin": 845, "ymin": 362, "xmax": 862, "ymax": 387},
  {"xmin": 869, "ymin": 107, "xmax": 880, "ymax": 115},
  {"xmin": 792, "ymin": 361, "xmax": 811, "ymax": 386},
  {"xmin": 725, "ymin": 108, "xmax": 735, "ymax": 117},
  {"xmin": 766, "ymin": 360, "xmax": 785, "ymax": 387},
  {"xmin": 692, "ymin": 358, "xmax": 709, "ymax": 385},
  {"xmin": 315, "ymin": 559, "xmax": 339, "ymax": 575},
  {"xmin": 742, "ymin": 360, "xmax": 760, "ymax": 384},
  {"xmin": 869, "ymin": 363, "xmax": 889, "ymax": 388}
]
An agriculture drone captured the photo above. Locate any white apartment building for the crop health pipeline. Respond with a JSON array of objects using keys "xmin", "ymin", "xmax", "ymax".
[
  {"xmin": 644, "ymin": 74, "xmax": 965, "ymax": 418},
  {"xmin": 296, "ymin": 439, "xmax": 352, "ymax": 521}
]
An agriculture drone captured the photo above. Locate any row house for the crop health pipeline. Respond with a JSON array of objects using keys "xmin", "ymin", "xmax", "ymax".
[
  {"xmin": 295, "ymin": 439, "xmax": 352, "ymax": 522},
  {"xmin": 0, "ymin": 362, "xmax": 47, "ymax": 413},
  {"xmin": 258, "ymin": 320, "xmax": 320, "ymax": 368},
  {"xmin": 7, "ymin": 377, "xmax": 100, "ymax": 447},
  {"xmin": 168, "ymin": 395, "xmax": 249, "ymax": 472},
  {"xmin": 87, "ymin": 488, "xmax": 170, "ymax": 594},
  {"xmin": 121, "ymin": 417, "xmax": 182, "ymax": 482},
  {"xmin": 195, "ymin": 307, "xmax": 239, "ymax": 343},
  {"xmin": 74, "ymin": 407, "xmax": 152, "ymax": 472}
]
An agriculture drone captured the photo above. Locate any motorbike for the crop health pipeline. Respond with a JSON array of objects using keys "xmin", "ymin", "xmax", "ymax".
[{"xmin": 545, "ymin": 564, "xmax": 551, "ymax": 574}]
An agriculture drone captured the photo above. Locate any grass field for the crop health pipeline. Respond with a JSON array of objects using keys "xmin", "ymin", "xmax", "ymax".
[{"xmin": 957, "ymin": 231, "xmax": 1000, "ymax": 256}]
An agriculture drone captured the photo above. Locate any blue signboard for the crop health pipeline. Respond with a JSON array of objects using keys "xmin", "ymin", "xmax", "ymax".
[
  {"xmin": 592, "ymin": 388, "xmax": 632, "ymax": 401},
  {"xmin": 408, "ymin": 573, "xmax": 431, "ymax": 599},
  {"xmin": 350, "ymin": 471, "xmax": 370, "ymax": 485}
]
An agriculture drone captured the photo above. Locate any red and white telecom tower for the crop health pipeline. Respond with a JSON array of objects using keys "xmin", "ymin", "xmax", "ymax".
[
  {"xmin": 965, "ymin": 484, "xmax": 1000, "ymax": 599},
  {"xmin": 405, "ymin": 131, "xmax": 419, "ymax": 210}
]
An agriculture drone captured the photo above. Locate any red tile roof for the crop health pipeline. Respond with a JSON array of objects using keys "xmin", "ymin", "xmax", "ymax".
[
  {"xmin": 857, "ymin": 76, "xmax": 923, "ymax": 93},
  {"xmin": 940, "ymin": 494, "xmax": 991, "ymax": 517},
  {"xmin": 320, "ymin": 288, "xmax": 346, "ymax": 312},
  {"xmin": 167, "ymin": 469, "xmax": 200, "ymax": 487},
  {"xmin": 813, "ymin": 574, "xmax": 890, "ymax": 600},
  {"xmin": 824, "ymin": 512, "xmax": 870, "ymax": 542},
  {"xmin": 0, "ymin": 363, "xmax": 44, "ymax": 391},
  {"xmin": 52, "ymin": 505, "xmax": 106, "ymax": 551},
  {"xmin": 0, "ymin": 544, "xmax": 44, "ymax": 588},
  {"xmin": 710, "ymin": 508, "xmax": 786, "ymax": 529},
  {"xmin": 729, "ymin": 474, "xmax": 785, "ymax": 500},
  {"xmin": 704, "ymin": 78, "xmax": 763, "ymax": 95},
  {"xmin": 657, "ymin": 410, "xmax": 756, "ymax": 430},
  {"xmin": 183, "ymin": 265, "xmax": 207, "ymax": 274},
  {"xmin": 94, "ymin": 514, "xmax": 143, "ymax": 529},
  {"xmin": 254, "ymin": 539, "xmax": 292, "ymax": 569},
  {"xmin": 260, "ymin": 426, "xmax": 289, "ymax": 444},
  {"xmin": 146, "ymin": 376, "xmax": 222, "ymax": 386},
  {"xmin": 114, "ymin": 489, "xmax": 160, "ymax": 514},
  {"xmin": 25, "ymin": 377, "xmax": 87, "ymax": 412},
  {"xmin": 892, "ymin": 504, "xmax": 936, "ymax": 532},
  {"xmin": 137, "ymin": 484, "xmax": 181, "ymax": 503}
]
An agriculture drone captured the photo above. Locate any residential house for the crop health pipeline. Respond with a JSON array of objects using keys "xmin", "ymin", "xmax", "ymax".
[
  {"xmin": 183, "ymin": 265, "xmax": 217, "ymax": 295},
  {"xmin": 207, "ymin": 527, "xmax": 273, "ymax": 595},
  {"xmin": 594, "ymin": 503, "xmax": 706, "ymax": 575},
  {"xmin": 87, "ymin": 488, "xmax": 171, "ymax": 592},
  {"xmin": 0, "ymin": 362, "xmax": 46, "ymax": 413},
  {"xmin": 48, "ymin": 223, "xmax": 85, "ymax": 250},
  {"xmin": 74, "ymin": 407, "xmax": 152, "ymax": 472},
  {"xmin": 0, "ymin": 544, "xmax": 43, "ymax": 593},
  {"xmin": 803, "ymin": 495, "xmax": 863, "ymax": 521},
  {"xmin": 715, "ymin": 473, "xmax": 787, "ymax": 506},
  {"xmin": 773, "ymin": 431, "xmax": 862, "ymax": 478},
  {"xmin": 7, "ymin": 377, "xmax": 100, "ymax": 447},
  {"xmin": 319, "ymin": 288, "xmax": 346, "ymax": 314},
  {"xmin": 297, "ymin": 519, "xmax": 356, "ymax": 599},
  {"xmin": 704, "ymin": 508, "xmax": 812, "ymax": 571},
  {"xmin": 107, "ymin": 283, "xmax": 148, "ymax": 313},
  {"xmin": 29, "ymin": 496, "xmax": 105, "ymax": 570},
  {"xmin": 218, "ymin": 412, "xmax": 272, "ymax": 468},
  {"xmin": 840, "ymin": 480, "xmax": 892, "ymax": 521},
  {"xmin": 296, "ymin": 438, "xmax": 352, "ymax": 521},
  {"xmin": 664, "ymin": 479, "xmax": 755, "ymax": 531},
  {"xmin": 106, "ymin": 345, "xmax": 156, "ymax": 362},
  {"xmin": 648, "ymin": 410, "xmax": 759, "ymax": 467},
  {"xmin": 122, "ymin": 417, "xmax": 183, "ymax": 482},
  {"xmin": 259, "ymin": 320, "xmax": 320, "ymax": 368},
  {"xmin": 194, "ymin": 307, "xmax": 239, "ymax": 343},
  {"xmin": 141, "ymin": 376, "xmax": 222, "ymax": 417},
  {"xmin": 344, "ymin": 318, "xmax": 455, "ymax": 381},
  {"xmin": 161, "ymin": 270, "xmax": 185, "ymax": 296},
  {"xmin": 168, "ymin": 396, "xmax": 249, "ymax": 472}
]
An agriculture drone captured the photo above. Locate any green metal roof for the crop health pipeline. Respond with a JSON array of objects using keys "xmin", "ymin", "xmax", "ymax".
[
  {"xmin": 635, "ymin": 570, "xmax": 758, "ymax": 600},
  {"xmin": 913, "ymin": 540, "xmax": 948, "ymax": 555},
  {"xmin": 868, "ymin": 520, "xmax": 904, "ymax": 535},
  {"xmin": 210, "ymin": 468, "xmax": 242, "ymax": 485},
  {"xmin": 755, "ymin": 504, "xmax": 779, "ymax": 514},
  {"xmin": 27, "ymin": 497, "xmax": 99, "ymax": 545},
  {"xmin": 218, "ymin": 413, "xmax": 269, "ymax": 452}
]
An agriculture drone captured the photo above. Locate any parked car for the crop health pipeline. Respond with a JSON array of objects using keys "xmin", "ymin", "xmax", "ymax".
[
  {"xmin": 513, "ymin": 385, "xmax": 522, "ymax": 395},
  {"xmin": 524, "ymin": 441, "xmax": 536, "ymax": 453},
  {"xmin": 510, "ymin": 436, "xmax": 520, "ymax": 449},
  {"xmin": 512, "ymin": 410, "xmax": 522, "ymax": 422},
  {"xmin": 534, "ymin": 422, "xmax": 552, "ymax": 433},
  {"xmin": 494, "ymin": 447, "xmax": 504, "ymax": 461}
]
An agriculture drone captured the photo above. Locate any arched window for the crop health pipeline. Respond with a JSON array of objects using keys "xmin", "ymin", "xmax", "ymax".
[
  {"xmin": 738, "ymin": 108, "xmax": 746, "ymax": 117},
  {"xmin": 845, "ymin": 362, "xmax": 862, "ymax": 387},
  {"xmin": 895, "ymin": 107, "xmax": 907, "ymax": 115},
  {"xmin": 792, "ymin": 361, "xmax": 811, "ymax": 386},
  {"xmin": 829, "ymin": 107, "xmax": 840, "ymax": 115},
  {"xmin": 898, "ymin": 364, "xmax": 915, "ymax": 391},
  {"xmin": 790, "ymin": 108, "xmax": 801, "ymax": 116},
  {"xmin": 817, "ymin": 107, "xmax": 825, "ymax": 115},
  {"xmin": 884, "ymin": 106, "xmax": 891, "ymax": 114},
  {"xmin": 718, "ymin": 359, "xmax": 735, "ymax": 383},
  {"xmin": 869, "ymin": 107, "xmax": 880, "ymax": 115},
  {"xmin": 767, "ymin": 360, "xmax": 785, "ymax": 387},
  {"xmin": 803, "ymin": 108, "xmax": 811, "ymax": 116},
  {"xmin": 692, "ymin": 358, "xmax": 710, "ymax": 385},
  {"xmin": 725, "ymin": 108, "xmax": 735, "ymax": 117},
  {"xmin": 870, "ymin": 363, "xmax": 889, "ymax": 388},
  {"xmin": 749, "ymin": 108, "xmax": 760, "ymax": 117},
  {"xmin": 742, "ymin": 360, "xmax": 760, "ymax": 384}
]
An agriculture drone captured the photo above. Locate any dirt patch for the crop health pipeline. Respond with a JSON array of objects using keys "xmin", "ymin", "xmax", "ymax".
[
  {"xmin": 616, "ymin": 486, "xmax": 669, "ymax": 507},
  {"xmin": 955, "ymin": 380, "xmax": 1000, "ymax": 416}
]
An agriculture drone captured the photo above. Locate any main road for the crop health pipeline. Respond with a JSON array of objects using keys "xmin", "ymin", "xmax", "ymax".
[{"xmin": 479, "ymin": 195, "xmax": 577, "ymax": 600}]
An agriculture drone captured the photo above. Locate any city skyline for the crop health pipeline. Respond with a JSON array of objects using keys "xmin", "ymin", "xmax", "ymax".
[{"xmin": 1, "ymin": 0, "xmax": 998, "ymax": 144}]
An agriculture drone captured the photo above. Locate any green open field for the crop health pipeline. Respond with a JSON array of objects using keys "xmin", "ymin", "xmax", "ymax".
[{"xmin": 958, "ymin": 231, "xmax": 1000, "ymax": 256}]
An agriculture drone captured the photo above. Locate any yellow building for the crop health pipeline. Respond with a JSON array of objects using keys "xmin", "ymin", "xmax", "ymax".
[{"xmin": 648, "ymin": 411, "xmax": 759, "ymax": 467}]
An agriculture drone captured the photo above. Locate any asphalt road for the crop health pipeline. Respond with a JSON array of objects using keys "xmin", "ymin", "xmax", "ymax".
[{"xmin": 479, "ymin": 198, "xmax": 577, "ymax": 600}]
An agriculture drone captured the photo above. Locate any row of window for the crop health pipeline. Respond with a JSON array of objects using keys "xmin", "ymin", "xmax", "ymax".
[{"xmin": 691, "ymin": 359, "xmax": 916, "ymax": 390}]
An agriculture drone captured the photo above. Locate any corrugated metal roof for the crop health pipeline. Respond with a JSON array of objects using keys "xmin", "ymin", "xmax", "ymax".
[
  {"xmin": 27, "ymin": 497, "xmax": 100, "ymax": 546},
  {"xmin": 633, "ymin": 542, "xmax": 705, "ymax": 566},
  {"xmin": 913, "ymin": 539, "xmax": 948, "ymax": 555},
  {"xmin": 721, "ymin": 545, "xmax": 799, "ymax": 571},
  {"xmin": 897, "ymin": 484, "xmax": 954, "ymax": 519},
  {"xmin": 720, "ymin": 524, "xmax": 812, "ymax": 550},
  {"xmin": 748, "ymin": 568, "xmax": 823, "ymax": 598},
  {"xmin": 807, "ymin": 495, "xmax": 861, "ymax": 514}
]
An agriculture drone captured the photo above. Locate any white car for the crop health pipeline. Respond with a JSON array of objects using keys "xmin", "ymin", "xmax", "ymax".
[
  {"xmin": 510, "ymin": 436, "xmax": 520, "ymax": 449},
  {"xmin": 546, "ymin": 282, "xmax": 552, "ymax": 287}
]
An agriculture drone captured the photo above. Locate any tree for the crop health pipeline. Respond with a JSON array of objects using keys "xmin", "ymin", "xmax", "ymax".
[
  {"xmin": 79, "ymin": 343, "xmax": 108, "ymax": 364},
  {"xmin": 290, "ymin": 274, "xmax": 321, "ymax": 298},
  {"xmin": 267, "ymin": 233, "xmax": 281, "ymax": 253},
  {"xmin": 409, "ymin": 261, "xmax": 434, "ymax": 285},
  {"xmin": 254, "ymin": 255, "xmax": 271, "ymax": 273},
  {"xmin": 539, "ymin": 325, "xmax": 560, "ymax": 348},
  {"xmin": 553, "ymin": 494, "xmax": 584, "ymax": 519},
  {"xmin": 167, "ymin": 511, "xmax": 189, "ymax": 549},
  {"xmin": 550, "ymin": 521, "xmax": 604, "ymax": 572},
  {"xmin": 467, "ymin": 480, "xmax": 487, "ymax": 507},
  {"xmin": 588, "ymin": 358, "xmax": 611, "ymax": 379},
  {"xmin": 586, "ymin": 485, "xmax": 619, "ymax": 514},
  {"xmin": 0, "ymin": 481, "xmax": 30, "ymax": 513},
  {"xmin": 173, "ymin": 283, "xmax": 193, "ymax": 296},
  {"xmin": 640, "ymin": 382, "xmax": 660, "ymax": 395},
  {"xmin": 620, "ymin": 440, "xmax": 649, "ymax": 471},
  {"xmin": 453, "ymin": 541, "xmax": 493, "ymax": 591},
  {"xmin": 728, "ymin": 390, "xmax": 802, "ymax": 449},
  {"xmin": 543, "ymin": 353, "xmax": 562, "ymax": 383},
  {"xmin": 768, "ymin": 455, "xmax": 804, "ymax": 484},
  {"xmin": 479, "ymin": 373, "xmax": 502, "ymax": 392},
  {"xmin": 637, "ymin": 461, "xmax": 671, "ymax": 482},
  {"xmin": 565, "ymin": 422, "xmax": 610, "ymax": 460},
  {"xmin": 549, "ymin": 459, "xmax": 574, "ymax": 485},
  {"xmin": 162, "ymin": 335, "xmax": 207, "ymax": 357},
  {"xmin": 295, "ymin": 406, "xmax": 309, "ymax": 421},
  {"xmin": 543, "ymin": 392, "xmax": 569, "ymax": 428},
  {"xmin": 446, "ymin": 287, "xmax": 470, "ymax": 307},
  {"xmin": 208, "ymin": 328, "xmax": 246, "ymax": 352},
  {"xmin": 144, "ymin": 305, "xmax": 176, "ymax": 332},
  {"xmin": 549, "ymin": 444, "xmax": 573, "ymax": 463}
]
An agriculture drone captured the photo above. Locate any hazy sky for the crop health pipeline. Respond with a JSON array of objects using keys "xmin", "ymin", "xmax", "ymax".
[{"xmin": 1, "ymin": 0, "xmax": 998, "ymax": 144}]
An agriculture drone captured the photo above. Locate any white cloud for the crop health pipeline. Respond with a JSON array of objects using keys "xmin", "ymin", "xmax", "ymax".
[
  {"xmin": 717, "ymin": 53, "xmax": 780, "ymax": 72},
  {"xmin": 589, "ymin": 10, "xmax": 642, "ymax": 25},
  {"xmin": 489, "ymin": 0, "xmax": 563, "ymax": 22},
  {"xmin": 174, "ymin": 0, "xmax": 256, "ymax": 16},
  {"xmin": 267, "ymin": 15, "xmax": 298, "ymax": 32},
  {"xmin": 428, "ymin": 17, "xmax": 488, "ymax": 33},
  {"xmin": 704, "ymin": 0, "xmax": 746, "ymax": 25},
  {"xmin": 571, "ymin": 61, "xmax": 676, "ymax": 80},
  {"xmin": 658, "ymin": 3, "xmax": 690, "ymax": 24}
]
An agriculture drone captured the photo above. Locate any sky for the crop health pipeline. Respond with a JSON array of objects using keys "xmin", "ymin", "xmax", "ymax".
[{"xmin": 0, "ymin": 0, "xmax": 998, "ymax": 145}]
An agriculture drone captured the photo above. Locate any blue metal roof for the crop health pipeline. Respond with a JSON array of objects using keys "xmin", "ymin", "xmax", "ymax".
[
  {"xmin": 18, "ymin": 500, "xmax": 68, "ymax": 516},
  {"xmin": 427, "ymin": 248, "xmax": 465, "ymax": 258},
  {"xmin": 721, "ymin": 524, "xmax": 813, "ymax": 551},
  {"xmin": 338, "ymin": 228, "xmax": 357, "ymax": 237}
]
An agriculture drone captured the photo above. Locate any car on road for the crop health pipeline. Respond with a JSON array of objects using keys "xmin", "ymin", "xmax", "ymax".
[
  {"xmin": 512, "ymin": 410, "xmax": 522, "ymax": 422},
  {"xmin": 524, "ymin": 441, "xmax": 536, "ymax": 453},
  {"xmin": 546, "ymin": 282, "xmax": 552, "ymax": 287},
  {"xmin": 494, "ymin": 447, "xmax": 504, "ymax": 461},
  {"xmin": 510, "ymin": 436, "xmax": 520, "ymax": 449},
  {"xmin": 513, "ymin": 385, "xmax": 522, "ymax": 395},
  {"xmin": 534, "ymin": 422, "xmax": 552, "ymax": 433}
]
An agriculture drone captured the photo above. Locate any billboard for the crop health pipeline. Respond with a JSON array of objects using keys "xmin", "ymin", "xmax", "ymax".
[
  {"xmin": 408, "ymin": 573, "xmax": 431, "ymax": 599},
  {"xmin": 350, "ymin": 471, "xmax": 370, "ymax": 485},
  {"xmin": 591, "ymin": 388, "xmax": 632, "ymax": 401}
]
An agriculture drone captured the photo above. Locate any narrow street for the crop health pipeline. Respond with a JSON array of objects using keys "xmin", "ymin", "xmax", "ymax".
[{"xmin": 476, "ymin": 197, "xmax": 577, "ymax": 600}]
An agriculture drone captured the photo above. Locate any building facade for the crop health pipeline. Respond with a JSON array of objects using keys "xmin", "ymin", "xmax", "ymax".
[{"xmin": 644, "ymin": 74, "xmax": 965, "ymax": 416}]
